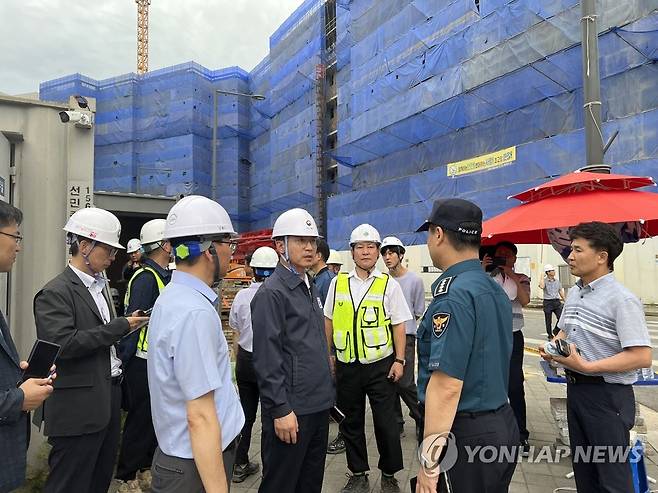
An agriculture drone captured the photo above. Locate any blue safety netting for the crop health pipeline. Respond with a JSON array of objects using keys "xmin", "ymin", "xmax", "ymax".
[
  {"xmin": 38, "ymin": 0, "xmax": 658, "ymax": 242},
  {"xmin": 325, "ymin": 0, "xmax": 658, "ymax": 248}
]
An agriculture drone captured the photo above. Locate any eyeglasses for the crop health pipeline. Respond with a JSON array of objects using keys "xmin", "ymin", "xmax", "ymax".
[
  {"xmin": 216, "ymin": 240, "xmax": 238, "ymax": 254},
  {"xmin": 0, "ymin": 231, "xmax": 23, "ymax": 245},
  {"xmin": 96, "ymin": 243, "xmax": 118, "ymax": 257}
]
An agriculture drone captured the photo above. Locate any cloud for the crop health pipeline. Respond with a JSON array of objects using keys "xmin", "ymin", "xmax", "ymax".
[{"xmin": 0, "ymin": 0, "xmax": 303, "ymax": 95}]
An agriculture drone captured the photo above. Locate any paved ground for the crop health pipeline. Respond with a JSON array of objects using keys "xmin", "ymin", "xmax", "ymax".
[{"xmin": 230, "ymin": 351, "xmax": 658, "ymax": 492}]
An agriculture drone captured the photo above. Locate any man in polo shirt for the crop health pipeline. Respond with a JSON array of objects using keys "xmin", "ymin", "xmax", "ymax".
[
  {"xmin": 538, "ymin": 264, "xmax": 564, "ymax": 339},
  {"xmin": 147, "ymin": 196, "xmax": 244, "ymax": 492},
  {"xmin": 540, "ymin": 221, "xmax": 651, "ymax": 493}
]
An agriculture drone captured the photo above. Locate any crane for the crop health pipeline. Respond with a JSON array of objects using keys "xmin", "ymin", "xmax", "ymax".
[{"xmin": 135, "ymin": 0, "xmax": 151, "ymax": 74}]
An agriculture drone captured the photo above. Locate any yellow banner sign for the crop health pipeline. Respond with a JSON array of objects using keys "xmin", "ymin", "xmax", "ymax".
[{"xmin": 447, "ymin": 146, "xmax": 516, "ymax": 177}]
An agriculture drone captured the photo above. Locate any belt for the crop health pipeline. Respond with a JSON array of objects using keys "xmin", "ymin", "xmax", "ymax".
[
  {"xmin": 111, "ymin": 375, "xmax": 124, "ymax": 385},
  {"xmin": 455, "ymin": 403, "xmax": 508, "ymax": 419},
  {"xmin": 565, "ymin": 369, "xmax": 605, "ymax": 384}
]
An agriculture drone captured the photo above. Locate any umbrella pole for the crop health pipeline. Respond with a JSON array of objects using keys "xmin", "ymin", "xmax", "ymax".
[{"xmin": 580, "ymin": 0, "xmax": 607, "ymax": 172}]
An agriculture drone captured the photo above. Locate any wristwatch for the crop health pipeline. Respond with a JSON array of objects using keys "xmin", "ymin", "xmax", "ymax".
[{"xmin": 395, "ymin": 358, "xmax": 406, "ymax": 366}]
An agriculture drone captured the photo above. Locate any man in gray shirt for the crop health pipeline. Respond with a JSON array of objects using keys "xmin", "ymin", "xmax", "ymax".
[
  {"xmin": 540, "ymin": 222, "xmax": 651, "ymax": 493},
  {"xmin": 381, "ymin": 237, "xmax": 425, "ymax": 439},
  {"xmin": 538, "ymin": 264, "xmax": 564, "ymax": 339}
]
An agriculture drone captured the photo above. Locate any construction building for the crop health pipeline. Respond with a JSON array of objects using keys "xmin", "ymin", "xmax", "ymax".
[{"xmin": 36, "ymin": 0, "xmax": 658, "ymax": 298}]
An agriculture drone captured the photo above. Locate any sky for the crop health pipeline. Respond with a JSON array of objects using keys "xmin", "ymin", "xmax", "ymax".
[{"xmin": 0, "ymin": 0, "xmax": 304, "ymax": 95}]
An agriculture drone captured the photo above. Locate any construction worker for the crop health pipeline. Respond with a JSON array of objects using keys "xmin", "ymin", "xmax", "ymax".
[
  {"xmin": 123, "ymin": 238, "xmax": 143, "ymax": 281},
  {"xmin": 229, "ymin": 246, "xmax": 278, "ymax": 483},
  {"xmin": 415, "ymin": 198, "xmax": 518, "ymax": 492},
  {"xmin": 380, "ymin": 236, "xmax": 424, "ymax": 439},
  {"xmin": 147, "ymin": 195, "xmax": 244, "ymax": 492},
  {"xmin": 33, "ymin": 208, "xmax": 148, "ymax": 493},
  {"xmin": 116, "ymin": 219, "xmax": 172, "ymax": 492},
  {"xmin": 327, "ymin": 249, "xmax": 343, "ymax": 275},
  {"xmin": 251, "ymin": 208, "xmax": 334, "ymax": 493},
  {"xmin": 325, "ymin": 224, "xmax": 412, "ymax": 493}
]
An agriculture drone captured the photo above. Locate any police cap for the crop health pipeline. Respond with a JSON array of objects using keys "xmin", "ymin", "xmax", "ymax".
[{"xmin": 416, "ymin": 198, "xmax": 483, "ymax": 236}]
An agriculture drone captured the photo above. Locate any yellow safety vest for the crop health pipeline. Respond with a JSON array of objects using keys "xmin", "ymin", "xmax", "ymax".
[
  {"xmin": 332, "ymin": 272, "xmax": 393, "ymax": 364},
  {"xmin": 124, "ymin": 266, "xmax": 165, "ymax": 358}
]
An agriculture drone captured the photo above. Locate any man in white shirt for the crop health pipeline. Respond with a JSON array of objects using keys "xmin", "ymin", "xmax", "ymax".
[
  {"xmin": 325, "ymin": 224, "xmax": 412, "ymax": 493},
  {"xmin": 229, "ymin": 246, "xmax": 278, "ymax": 483},
  {"xmin": 483, "ymin": 241, "xmax": 531, "ymax": 454}
]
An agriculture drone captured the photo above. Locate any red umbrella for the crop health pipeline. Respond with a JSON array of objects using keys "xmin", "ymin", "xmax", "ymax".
[
  {"xmin": 511, "ymin": 171, "xmax": 655, "ymax": 203},
  {"xmin": 482, "ymin": 189, "xmax": 658, "ymax": 245}
]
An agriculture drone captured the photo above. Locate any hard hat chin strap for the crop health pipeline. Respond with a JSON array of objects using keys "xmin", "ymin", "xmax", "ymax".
[
  {"xmin": 283, "ymin": 236, "xmax": 299, "ymax": 276},
  {"xmin": 208, "ymin": 243, "xmax": 222, "ymax": 289},
  {"xmin": 71, "ymin": 234, "xmax": 101, "ymax": 276}
]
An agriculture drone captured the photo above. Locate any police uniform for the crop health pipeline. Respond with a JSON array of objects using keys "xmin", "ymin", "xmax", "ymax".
[
  {"xmin": 416, "ymin": 199, "xmax": 519, "ymax": 492},
  {"xmin": 116, "ymin": 258, "xmax": 170, "ymax": 482}
]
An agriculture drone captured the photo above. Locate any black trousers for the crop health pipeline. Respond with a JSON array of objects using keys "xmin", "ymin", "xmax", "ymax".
[
  {"xmin": 543, "ymin": 299, "xmax": 563, "ymax": 338},
  {"xmin": 337, "ymin": 354, "xmax": 403, "ymax": 474},
  {"xmin": 151, "ymin": 438, "xmax": 237, "ymax": 492},
  {"xmin": 45, "ymin": 381, "xmax": 122, "ymax": 493},
  {"xmin": 394, "ymin": 335, "xmax": 421, "ymax": 426},
  {"xmin": 235, "ymin": 346, "xmax": 260, "ymax": 466},
  {"xmin": 117, "ymin": 357, "xmax": 158, "ymax": 480},
  {"xmin": 508, "ymin": 330, "xmax": 529, "ymax": 442},
  {"xmin": 417, "ymin": 403, "xmax": 519, "ymax": 492},
  {"xmin": 567, "ymin": 382, "xmax": 635, "ymax": 493},
  {"xmin": 259, "ymin": 409, "xmax": 329, "ymax": 493}
]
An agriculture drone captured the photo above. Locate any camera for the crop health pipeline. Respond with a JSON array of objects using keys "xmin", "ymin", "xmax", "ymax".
[{"xmin": 58, "ymin": 111, "xmax": 93, "ymax": 128}]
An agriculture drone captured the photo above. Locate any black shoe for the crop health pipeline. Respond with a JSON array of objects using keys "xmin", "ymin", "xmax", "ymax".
[
  {"xmin": 381, "ymin": 475, "xmax": 401, "ymax": 493},
  {"xmin": 327, "ymin": 432, "xmax": 346, "ymax": 454},
  {"xmin": 232, "ymin": 461, "xmax": 259, "ymax": 483},
  {"xmin": 340, "ymin": 473, "xmax": 369, "ymax": 493},
  {"xmin": 520, "ymin": 439, "xmax": 530, "ymax": 456}
]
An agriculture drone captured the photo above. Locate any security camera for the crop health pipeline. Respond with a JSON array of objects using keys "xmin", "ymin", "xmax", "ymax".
[{"xmin": 58, "ymin": 110, "xmax": 93, "ymax": 128}]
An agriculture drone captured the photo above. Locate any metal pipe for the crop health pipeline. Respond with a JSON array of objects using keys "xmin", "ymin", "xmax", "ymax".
[{"xmin": 580, "ymin": 0, "xmax": 605, "ymax": 170}]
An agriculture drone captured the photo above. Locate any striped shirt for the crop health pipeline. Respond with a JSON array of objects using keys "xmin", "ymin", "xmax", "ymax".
[{"xmin": 558, "ymin": 273, "xmax": 650, "ymax": 384}]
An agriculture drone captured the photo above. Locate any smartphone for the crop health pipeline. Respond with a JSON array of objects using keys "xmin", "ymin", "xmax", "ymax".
[
  {"xmin": 329, "ymin": 405, "xmax": 345, "ymax": 424},
  {"xmin": 137, "ymin": 307, "xmax": 153, "ymax": 317},
  {"xmin": 555, "ymin": 339, "xmax": 571, "ymax": 357},
  {"xmin": 22, "ymin": 340, "xmax": 60, "ymax": 382}
]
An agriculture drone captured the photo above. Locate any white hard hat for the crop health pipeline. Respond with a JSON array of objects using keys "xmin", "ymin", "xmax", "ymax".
[
  {"xmin": 350, "ymin": 224, "xmax": 381, "ymax": 246},
  {"xmin": 544, "ymin": 264, "xmax": 556, "ymax": 272},
  {"xmin": 327, "ymin": 249, "xmax": 343, "ymax": 265},
  {"xmin": 380, "ymin": 236, "xmax": 405, "ymax": 252},
  {"xmin": 126, "ymin": 238, "xmax": 142, "ymax": 253},
  {"xmin": 249, "ymin": 246, "xmax": 279, "ymax": 269},
  {"xmin": 64, "ymin": 208, "xmax": 124, "ymax": 250},
  {"xmin": 140, "ymin": 219, "xmax": 167, "ymax": 251},
  {"xmin": 272, "ymin": 208, "xmax": 319, "ymax": 238},
  {"xmin": 164, "ymin": 195, "xmax": 236, "ymax": 240}
]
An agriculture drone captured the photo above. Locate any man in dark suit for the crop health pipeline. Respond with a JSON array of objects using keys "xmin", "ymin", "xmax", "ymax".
[
  {"xmin": 33, "ymin": 208, "xmax": 147, "ymax": 493},
  {"xmin": 0, "ymin": 201, "xmax": 54, "ymax": 493}
]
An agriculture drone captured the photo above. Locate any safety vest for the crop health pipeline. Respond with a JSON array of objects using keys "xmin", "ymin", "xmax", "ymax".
[
  {"xmin": 332, "ymin": 272, "xmax": 393, "ymax": 364},
  {"xmin": 124, "ymin": 266, "xmax": 165, "ymax": 359}
]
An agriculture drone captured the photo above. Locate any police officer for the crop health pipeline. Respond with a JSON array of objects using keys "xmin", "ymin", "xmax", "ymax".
[
  {"xmin": 325, "ymin": 224, "xmax": 412, "ymax": 493},
  {"xmin": 229, "ymin": 246, "xmax": 278, "ymax": 483},
  {"xmin": 251, "ymin": 208, "xmax": 334, "ymax": 493},
  {"xmin": 147, "ymin": 196, "xmax": 244, "ymax": 492},
  {"xmin": 116, "ymin": 219, "xmax": 172, "ymax": 491},
  {"xmin": 415, "ymin": 199, "xmax": 518, "ymax": 493}
]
